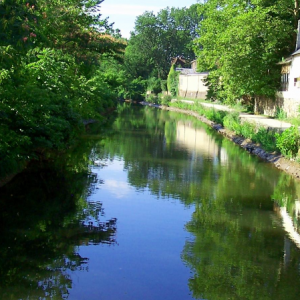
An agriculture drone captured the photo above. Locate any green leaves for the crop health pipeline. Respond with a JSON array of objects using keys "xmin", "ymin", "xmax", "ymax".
[
  {"xmin": 167, "ymin": 64, "xmax": 179, "ymax": 96},
  {"xmin": 275, "ymin": 126, "xmax": 300, "ymax": 157},
  {"xmin": 125, "ymin": 5, "xmax": 201, "ymax": 80},
  {"xmin": 195, "ymin": 0, "xmax": 296, "ymax": 105},
  {"xmin": 0, "ymin": 0, "xmax": 125, "ymax": 179}
]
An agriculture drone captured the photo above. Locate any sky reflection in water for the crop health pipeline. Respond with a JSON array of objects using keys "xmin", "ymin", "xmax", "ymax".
[{"xmin": 1, "ymin": 105, "xmax": 300, "ymax": 299}]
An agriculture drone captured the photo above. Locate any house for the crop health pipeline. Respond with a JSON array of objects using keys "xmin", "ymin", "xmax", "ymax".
[
  {"xmin": 177, "ymin": 60, "xmax": 209, "ymax": 99},
  {"xmin": 255, "ymin": 20, "xmax": 300, "ymax": 117},
  {"xmin": 278, "ymin": 19, "xmax": 300, "ymax": 103}
]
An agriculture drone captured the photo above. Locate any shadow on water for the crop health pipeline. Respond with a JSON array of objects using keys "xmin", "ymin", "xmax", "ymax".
[{"xmin": 0, "ymin": 118, "xmax": 118, "ymax": 300}]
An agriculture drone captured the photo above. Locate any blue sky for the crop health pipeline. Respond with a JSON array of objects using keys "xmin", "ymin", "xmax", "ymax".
[{"xmin": 100, "ymin": 0, "xmax": 199, "ymax": 38}]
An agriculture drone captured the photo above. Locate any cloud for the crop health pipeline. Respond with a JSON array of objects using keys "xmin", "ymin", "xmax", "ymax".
[
  {"xmin": 100, "ymin": 4, "xmax": 163, "ymax": 16},
  {"xmin": 104, "ymin": 179, "xmax": 133, "ymax": 199}
]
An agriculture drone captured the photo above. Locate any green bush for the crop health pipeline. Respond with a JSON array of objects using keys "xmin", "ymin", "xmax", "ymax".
[
  {"xmin": 240, "ymin": 122, "xmax": 256, "ymax": 140},
  {"xmin": 158, "ymin": 93, "xmax": 172, "ymax": 105},
  {"xmin": 161, "ymin": 80, "xmax": 167, "ymax": 92},
  {"xmin": 167, "ymin": 65, "xmax": 179, "ymax": 96},
  {"xmin": 223, "ymin": 112, "xmax": 241, "ymax": 133},
  {"xmin": 147, "ymin": 94, "xmax": 158, "ymax": 104},
  {"xmin": 147, "ymin": 77, "xmax": 162, "ymax": 94},
  {"xmin": 126, "ymin": 77, "xmax": 147, "ymax": 101},
  {"xmin": 275, "ymin": 107, "xmax": 287, "ymax": 120},
  {"xmin": 275, "ymin": 126, "xmax": 300, "ymax": 157},
  {"xmin": 252, "ymin": 127, "xmax": 277, "ymax": 152}
]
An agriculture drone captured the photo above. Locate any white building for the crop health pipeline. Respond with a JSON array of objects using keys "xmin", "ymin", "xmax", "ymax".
[{"xmin": 177, "ymin": 60, "xmax": 209, "ymax": 100}]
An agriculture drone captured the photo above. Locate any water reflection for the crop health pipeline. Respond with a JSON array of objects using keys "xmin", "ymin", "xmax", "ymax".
[
  {"xmin": 182, "ymin": 198, "xmax": 300, "ymax": 300},
  {"xmin": 2, "ymin": 105, "xmax": 300, "ymax": 299},
  {"xmin": 176, "ymin": 121, "xmax": 228, "ymax": 165},
  {"xmin": 0, "ymin": 128, "xmax": 118, "ymax": 299},
  {"xmin": 107, "ymin": 105, "xmax": 300, "ymax": 299},
  {"xmin": 272, "ymin": 173, "xmax": 300, "ymax": 248}
]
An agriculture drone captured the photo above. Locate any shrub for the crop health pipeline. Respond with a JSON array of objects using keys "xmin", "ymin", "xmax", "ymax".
[
  {"xmin": 161, "ymin": 80, "xmax": 167, "ymax": 92},
  {"xmin": 223, "ymin": 112, "xmax": 241, "ymax": 133},
  {"xmin": 203, "ymin": 109, "xmax": 227, "ymax": 125},
  {"xmin": 167, "ymin": 65, "xmax": 179, "ymax": 96},
  {"xmin": 147, "ymin": 77, "xmax": 162, "ymax": 94},
  {"xmin": 275, "ymin": 107, "xmax": 287, "ymax": 120},
  {"xmin": 252, "ymin": 127, "xmax": 277, "ymax": 152},
  {"xmin": 158, "ymin": 93, "xmax": 172, "ymax": 105},
  {"xmin": 240, "ymin": 122, "xmax": 256, "ymax": 140},
  {"xmin": 147, "ymin": 94, "xmax": 158, "ymax": 104},
  {"xmin": 275, "ymin": 126, "xmax": 300, "ymax": 157}
]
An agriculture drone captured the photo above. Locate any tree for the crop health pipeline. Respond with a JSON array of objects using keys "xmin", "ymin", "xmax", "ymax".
[
  {"xmin": 195, "ymin": 0, "xmax": 297, "ymax": 105},
  {"xmin": 167, "ymin": 64, "xmax": 179, "ymax": 96},
  {"xmin": 0, "ymin": 0, "xmax": 126, "ymax": 180},
  {"xmin": 125, "ymin": 5, "xmax": 201, "ymax": 80}
]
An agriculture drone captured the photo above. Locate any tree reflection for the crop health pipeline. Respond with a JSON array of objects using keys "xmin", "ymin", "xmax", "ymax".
[
  {"xmin": 0, "ymin": 124, "xmax": 118, "ymax": 300},
  {"xmin": 100, "ymin": 105, "xmax": 300, "ymax": 299},
  {"xmin": 182, "ymin": 195, "xmax": 300, "ymax": 300}
]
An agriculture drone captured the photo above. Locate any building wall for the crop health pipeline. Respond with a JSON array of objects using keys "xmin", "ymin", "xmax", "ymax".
[
  {"xmin": 178, "ymin": 74, "xmax": 208, "ymax": 99},
  {"xmin": 255, "ymin": 93, "xmax": 300, "ymax": 118},
  {"xmin": 255, "ymin": 54, "xmax": 300, "ymax": 117},
  {"xmin": 288, "ymin": 55, "xmax": 300, "ymax": 93}
]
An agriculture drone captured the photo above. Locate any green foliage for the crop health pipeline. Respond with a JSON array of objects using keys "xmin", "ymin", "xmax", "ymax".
[
  {"xmin": 167, "ymin": 65, "xmax": 179, "ymax": 97},
  {"xmin": 252, "ymin": 127, "xmax": 277, "ymax": 152},
  {"xmin": 223, "ymin": 112, "xmax": 241, "ymax": 132},
  {"xmin": 124, "ymin": 5, "xmax": 200, "ymax": 80},
  {"xmin": 195, "ymin": 0, "xmax": 297, "ymax": 104},
  {"xmin": 275, "ymin": 126, "xmax": 300, "ymax": 157},
  {"xmin": 275, "ymin": 107, "xmax": 287, "ymax": 120},
  {"xmin": 126, "ymin": 77, "xmax": 147, "ymax": 101},
  {"xmin": 203, "ymin": 108, "xmax": 227, "ymax": 125},
  {"xmin": 160, "ymin": 80, "xmax": 167, "ymax": 92},
  {"xmin": 223, "ymin": 112, "xmax": 277, "ymax": 151},
  {"xmin": 147, "ymin": 77, "xmax": 162, "ymax": 94},
  {"xmin": 0, "ymin": 0, "xmax": 126, "ymax": 180},
  {"xmin": 146, "ymin": 94, "xmax": 159, "ymax": 104},
  {"xmin": 158, "ymin": 94, "xmax": 172, "ymax": 105}
]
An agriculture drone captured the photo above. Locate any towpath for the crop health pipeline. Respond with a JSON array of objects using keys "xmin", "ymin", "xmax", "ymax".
[{"xmin": 180, "ymin": 100, "xmax": 293, "ymax": 131}]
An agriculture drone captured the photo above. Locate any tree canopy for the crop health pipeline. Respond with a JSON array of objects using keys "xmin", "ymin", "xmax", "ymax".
[
  {"xmin": 0, "ymin": 0, "xmax": 126, "ymax": 179},
  {"xmin": 124, "ymin": 5, "xmax": 201, "ymax": 80},
  {"xmin": 195, "ymin": 0, "xmax": 299, "ymax": 104}
]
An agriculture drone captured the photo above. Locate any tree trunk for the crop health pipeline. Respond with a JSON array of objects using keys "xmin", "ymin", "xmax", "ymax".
[{"xmin": 295, "ymin": 0, "xmax": 299, "ymax": 21}]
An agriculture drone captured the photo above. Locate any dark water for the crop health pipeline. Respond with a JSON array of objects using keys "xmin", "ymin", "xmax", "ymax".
[{"xmin": 1, "ymin": 104, "xmax": 300, "ymax": 300}]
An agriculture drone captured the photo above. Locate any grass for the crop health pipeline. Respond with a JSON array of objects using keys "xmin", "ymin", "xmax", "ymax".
[
  {"xmin": 167, "ymin": 97, "xmax": 300, "ymax": 159},
  {"xmin": 170, "ymin": 101, "xmax": 279, "ymax": 152}
]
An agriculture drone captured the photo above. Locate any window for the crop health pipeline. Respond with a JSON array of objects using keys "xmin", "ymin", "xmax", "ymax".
[
  {"xmin": 281, "ymin": 73, "xmax": 289, "ymax": 91},
  {"xmin": 280, "ymin": 64, "xmax": 290, "ymax": 91},
  {"xmin": 294, "ymin": 77, "xmax": 300, "ymax": 88}
]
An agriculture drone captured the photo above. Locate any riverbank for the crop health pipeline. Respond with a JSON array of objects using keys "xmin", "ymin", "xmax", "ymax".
[{"xmin": 140, "ymin": 101, "xmax": 300, "ymax": 181}]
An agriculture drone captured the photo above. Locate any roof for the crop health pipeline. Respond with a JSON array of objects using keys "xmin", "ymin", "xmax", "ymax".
[
  {"xmin": 278, "ymin": 56, "xmax": 292, "ymax": 65},
  {"xmin": 292, "ymin": 49, "xmax": 300, "ymax": 56},
  {"xmin": 176, "ymin": 68, "xmax": 209, "ymax": 76}
]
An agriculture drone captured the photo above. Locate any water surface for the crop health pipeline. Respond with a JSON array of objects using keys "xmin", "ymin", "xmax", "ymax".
[{"xmin": 1, "ymin": 105, "xmax": 300, "ymax": 299}]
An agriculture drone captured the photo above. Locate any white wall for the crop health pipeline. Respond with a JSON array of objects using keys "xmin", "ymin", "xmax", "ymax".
[
  {"xmin": 285, "ymin": 54, "xmax": 300, "ymax": 99},
  {"xmin": 178, "ymin": 74, "xmax": 208, "ymax": 99}
]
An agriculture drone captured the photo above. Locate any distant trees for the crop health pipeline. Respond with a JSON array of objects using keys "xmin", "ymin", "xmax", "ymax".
[
  {"xmin": 195, "ymin": 0, "xmax": 298, "ymax": 105},
  {"xmin": 0, "ymin": 0, "xmax": 125, "ymax": 178},
  {"xmin": 124, "ymin": 4, "xmax": 201, "ymax": 96}
]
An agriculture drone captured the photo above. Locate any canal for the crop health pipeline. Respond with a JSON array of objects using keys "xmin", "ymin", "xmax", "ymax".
[{"xmin": 1, "ymin": 104, "xmax": 300, "ymax": 299}]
